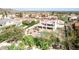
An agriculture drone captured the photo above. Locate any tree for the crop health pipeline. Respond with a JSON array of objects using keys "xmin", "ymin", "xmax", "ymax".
[{"xmin": 58, "ymin": 15, "xmax": 68, "ymax": 23}]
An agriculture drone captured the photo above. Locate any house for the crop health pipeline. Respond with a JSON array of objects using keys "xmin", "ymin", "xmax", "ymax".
[
  {"xmin": 72, "ymin": 22, "xmax": 79, "ymax": 30},
  {"xmin": 68, "ymin": 14, "xmax": 78, "ymax": 22},
  {"xmin": 38, "ymin": 19, "xmax": 64, "ymax": 31},
  {"xmin": 72, "ymin": 22, "xmax": 79, "ymax": 37}
]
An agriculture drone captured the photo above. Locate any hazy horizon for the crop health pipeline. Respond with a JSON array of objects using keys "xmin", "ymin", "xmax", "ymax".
[{"xmin": 14, "ymin": 8, "xmax": 79, "ymax": 11}]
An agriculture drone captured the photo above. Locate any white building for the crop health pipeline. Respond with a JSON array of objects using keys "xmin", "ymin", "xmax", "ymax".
[
  {"xmin": 68, "ymin": 14, "xmax": 78, "ymax": 21},
  {"xmin": 38, "ymin": 19, "xmax": 64, "ymax": 31},
  {"xmin": 25, "ymin": 19, "xmax": 65, "ymax": 36}
]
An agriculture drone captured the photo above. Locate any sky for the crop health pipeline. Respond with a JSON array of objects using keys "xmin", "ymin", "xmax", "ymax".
[{"xmin": 15, "ymin": 8, "xmax": 79, "ymax": 11}]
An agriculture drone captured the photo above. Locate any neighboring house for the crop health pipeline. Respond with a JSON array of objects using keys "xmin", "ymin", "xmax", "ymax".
[
  {"xmin": 72, "ymin": 22, "xmax": 79, "ymax": 37},
  {"xmin": 68, "ymin": 14, "xmax": 78, "ymax": 22},
  {"xmin": 0, "ymin": 19, "xmax": 21, "ymax": 27},
  {"xmin": 71, "ymin": 16, "xmax": 77, "ymax": 19},
  {"xmin": 72, "ymin": 22, "xmax": 79, "ymax": 30}
]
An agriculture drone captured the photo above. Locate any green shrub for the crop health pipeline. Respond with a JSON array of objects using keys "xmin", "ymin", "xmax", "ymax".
[
  {"xmin": 34, "ymin": 38, "xmax": 50, "ymax": 50},
  {"xmin": 40, "ymin": 40, "xmax": 49, "ymax": 50},
  {"xmin": 23, "ymin": 35, "xmax": 34, "ymax": 47},
  {"xmin": 22, "ymin": 20, "xmax": 30, "ymax": 25},
  {"xmin": 8, "ymin": 44, "xmax": 17, "ymax": 50},
  {"xmin": 0, "ymin": 25, "xmax": 23, "ymax": 42},
  {"xmin": 17, "ymin": 42, "xmax": 25, "ymax": 50}
]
